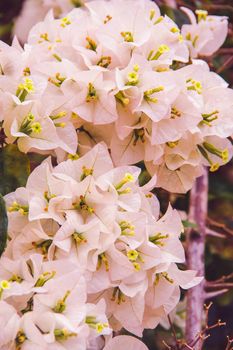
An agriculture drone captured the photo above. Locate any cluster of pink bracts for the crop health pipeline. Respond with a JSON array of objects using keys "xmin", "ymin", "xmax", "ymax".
[{"xmin": 0, "ymin": 0, "xmax": 232, "ymax": 349}]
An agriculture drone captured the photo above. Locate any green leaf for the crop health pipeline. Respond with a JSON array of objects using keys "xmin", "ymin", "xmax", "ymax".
[
  {"xmin": 0, "ymin": 22, "xmax": 12, "ymax": 37},
  {"xmin": 0, "ymin": 145, "xmax": 30, "ymax": 195},
  {"xmin": 139, "ymin": 169, "xmax": 151, "ymax": 187},
  {"xmin": 182, "ymin": 220, "xmax": 198, "ymax": 228},
  {"xmin": 0, "ymin": 194, "xmax": 8, "ymax": 257}
]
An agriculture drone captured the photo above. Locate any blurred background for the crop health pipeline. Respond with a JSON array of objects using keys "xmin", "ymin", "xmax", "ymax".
[{"xmin": 0, "ymin": 0, "xmax": 232, "ymax": 349}]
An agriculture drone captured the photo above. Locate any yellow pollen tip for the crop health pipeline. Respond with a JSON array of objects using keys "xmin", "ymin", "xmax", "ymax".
[
  {"xmin": 0, "ymin": 280, "xmax": 11, "ymax": 290},
  {"xmin": 127, "ymin": 249, "xmax": 139, "ymax": 261},
  {"xmin": 210, "ymin": 163, "xmax": 220, "ymax": 172},
  {"xmin": 60, "ymin": 17, "xmax": 71, "ymax": 27},
  {"xmin": 171, "ymin": 27, "xmax": 179, "ymax": 33},
  {"xmin": 133, "ymin": 262, "xmax": 141, "ymax": 271},
  {"xmin": 123, "ymin": 173, "xmax": 134, "ymax": 182},
  {"xmin": 222, "ymin": 149, "xmax": 229, "ymax": 162},
  {"xmin": 68, "ymin": 153, "xmax": 79, "ymax": 160},
  {"xmin": 31, "ymin": 122, "xmax": 42, "ymax": 133}
]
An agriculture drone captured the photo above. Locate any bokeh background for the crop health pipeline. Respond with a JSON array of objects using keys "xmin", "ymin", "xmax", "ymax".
[{"xmin": 0, "ymin": 0, "xmax": 232, "ymax": 349}]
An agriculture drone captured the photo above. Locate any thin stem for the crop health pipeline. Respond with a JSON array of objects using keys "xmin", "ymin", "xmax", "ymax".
[
  {"xmin": 217, "ymin": 56, "xmax": 233, "ymax": 74},
  {"xmin": 168, "ymin": 314, "xmax": 181, "ymax": 350}
]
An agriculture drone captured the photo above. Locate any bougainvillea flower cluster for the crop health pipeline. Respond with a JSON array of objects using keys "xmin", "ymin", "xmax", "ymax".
[
  {"xmin": 1, "ymin": 144, "xmax": 201, "ymax": 349},
  {"xmin": 0, "ymin": 0, "xmax": 232, "ymax": 349},
  {"xmin": 0, "ymin": 0, "xmax": 231, "ymax": 193}
]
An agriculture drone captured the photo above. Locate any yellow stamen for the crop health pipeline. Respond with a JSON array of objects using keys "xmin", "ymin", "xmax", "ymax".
[
  {"xmin": 86, "ymin": 83, "xmax": 98, "ymax": 102},
  {"xmin": 121, "ymin": 31, "xmax": 134, "ymax": 42},
  {"xmin": 54, "ymin": 328, "xmax": 77, "ymax": 341},
  {"xmin": 115, "ymin": 91, "xmax": 129, "ymax": 106},
  {"xmin": 127, "ymin": 249, "xmax": 139, "ymax": 262},
  {"xmin": 195, "ymin": 9, "xmax": 208, "ymax": 22},
  {"xmin": 53, "ymin": 291, "xmax": 71, "ymax": 313},
  {"xmin": 15, "ymin": 330, "xmax": 27, "ymax": 348},
  {"xmin": 115, "ymin": 173, "xmax": 134, "ymax": 190},
  {"xmin": 147, "ymin": 45, "xmax": 170, "ymax": 61},
  {"xmin": 35, "ymin": 271, "xmax": 56, "ymax": 287},
  {"xmin": 60, "ymin": 17, "xmax": 71, "ymax": 27},
  {"xmin": 97, "ymin": 56, "xmax": 112, "ymax": 68},
  {"xmin": 86, "ymin": 36, "xmax": 97, "ymax": 51},
  {"xmin": 97, "ymin": 253, "xmax": 109, "ymax": 271},
  {"xmin": 144, "ymin": 86, "xmax": 164, "ymax": 103},
  {"xmin": 68, "ymin": 153, "xmax": 79, "ymax": 160}
]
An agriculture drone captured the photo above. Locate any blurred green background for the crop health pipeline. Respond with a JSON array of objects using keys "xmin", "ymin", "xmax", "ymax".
[{"xmin": 0, "ymin": 0, "xmax": 232, "ymax": 349}]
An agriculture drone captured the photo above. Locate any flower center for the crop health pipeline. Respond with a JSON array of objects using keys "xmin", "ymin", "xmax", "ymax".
[
  {"xmin": 73, "ymin": 195, "xmax": 95, "ymax": 214},
  {"xmin": 97, "ymin": 56, "xmax": 112, "ymax": 68},
  {"xmin": 149, "ymin": 233, "xmax": 169, "ymax": 246},
  {"xmin": 60, "ymin": 17, "xmax": 71, "ymax": 27},
  {"xmin": 48, "ymin": 73, "xmax": 66, "ymax": 87},
  {"xmin": 154, "ymin": 272, "xmax": 174, "ymax": 285},
  {"xmin": 32, "ymin": 239, "xmax": 53, "ymax": 255},
  {"xmin": 16, "ymin": 78, "xmax": 35, "ymax": 102},
  {"xmin": 115, "ymin": 91, "xmax": 130, "ymax": 106},
  {"xmin": 85, "ymin": 316, "xmax": 109, "ymax": 334},
  {"xmin": 72, "ymin": 231, "xmax": 87, "ymax": 244},
  {"xmin": 166, "ymin": 141, "xmax": 179, "ymax": 148},
  {"xmin": 111, "ymin": 287, "xmax": 126, "ymax": 304},
  {"xmin": 121, "ymin": 31, "xmax": 134, "ymax": 42},
  {"xmin": 97, "ymin": 253, "xmax": 109, "ymax": 271},
  {"xmin": 53, "ymin": 290, "xmax": 71, "ymax": 313},
  {"xmin": 35, "ymin": 271, "xmax": 56, "ymax": 287},
  {"xmin": 80, "ymin": 166, "xmax": 94, "ymax": 181},
  {"xmin": 126, "ymin": 249, "xmax": 144, "ymax": 271},
  {"xmin": 86, "ymin": 37, "xmax": 97, "ymax": 51},
  {"xmin": 186, "ymin": 79, "xmax": 202, "ymax": 94},
  {"xmin": 54, "ymin": 328, "xmax": 77, "ymax": 341},
  {"xmin": 126, "ymin": 64, "xmax": 140, "ymax": 86},
  {"xmin": 15, "ymin": 330, "xmax": 27, "ymax": 349},
  {"xmin": 86, "ymin": 83, "xmax": 98, "ymax": 102},
  {"xmin": 133, "ymin": 128, "xmax": 146, "ymax": 145},
  {"xmin": 170, "ymin": 107, "xmax": 181, "ymax": 119},
  {"xmin": 201, "ymin": 110, "xmax": 219, "ymax": 126},
  {"xmin": 119, "ymin": 221, "xmax": 135, "ymax": 236},
  {"xmin": 147, "ymin": 44, "xmax": 170, "ymax": 61},
  {"xmin": 68, "ymin": 153, "xmax": 79, "ymax": 160},
  {"xmin": 8, "ymin": 201, "xmax": 29, "ymax": 215},
  {"xmin": 144, "ymin": 86, "xmax": 164, "ymax": 103}
]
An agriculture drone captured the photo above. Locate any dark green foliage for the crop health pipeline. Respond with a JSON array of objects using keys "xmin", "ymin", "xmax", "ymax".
[
  {"xmin": 0, "ymin": 194, "xmax": 8, "ymax": 257},
  {"xmin": 0, "ymin": 144, "xmax": 30, "ymax": 195}
]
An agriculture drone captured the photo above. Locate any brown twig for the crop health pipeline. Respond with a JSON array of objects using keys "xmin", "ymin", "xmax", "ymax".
[
  {"xmin": 162, "ymin": 340, "xmax": 172, "ymax": 349},
  {"xmin": 218, "ymin": 48, "xmax": 233, "ymax": 55},
  {"xmin": 188, "ymin": 303, "xmax": 226, "ymax": 349},
  {"xmin": 208, "ymin": 272, "xmax": 233, "ymax": 284},
  {"xmin": 168, "ymin": 315, "xmax": 181, "ymax": 350},
  {"xmin": 225, "ymin": 336, "xmax": 233, "ymax": 350},
  {"xmin": 181, "ymin": 344, "xmax": 193, "ymax": 350},
  {"xmin": 206, "ymin": 282, "xmax": 233, "ymax": 289},
  {"xmin": 217, "ymin": 55, "xmax": 233, "ymax": 74},
  {"xmin": 206, "ymin": 228, "xmax": 226, "ymax": 239},
  {"xmin": 204, "ymin": 273, "xmax": 233, "ymax": 298},
  {"xmin": 163, "ymin": 302, "xmax": 226, "ymax": 350},
  {"xmin": 204, "ymin": 289, "xmax": 229, "ymax": 300},
  {"xmin": 199, "ymin": 4, "xmax": 233, "ymax": 12},
  {"xmin": 207, "ymin": 217, "xmax": 233, "ymax": 236}
]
